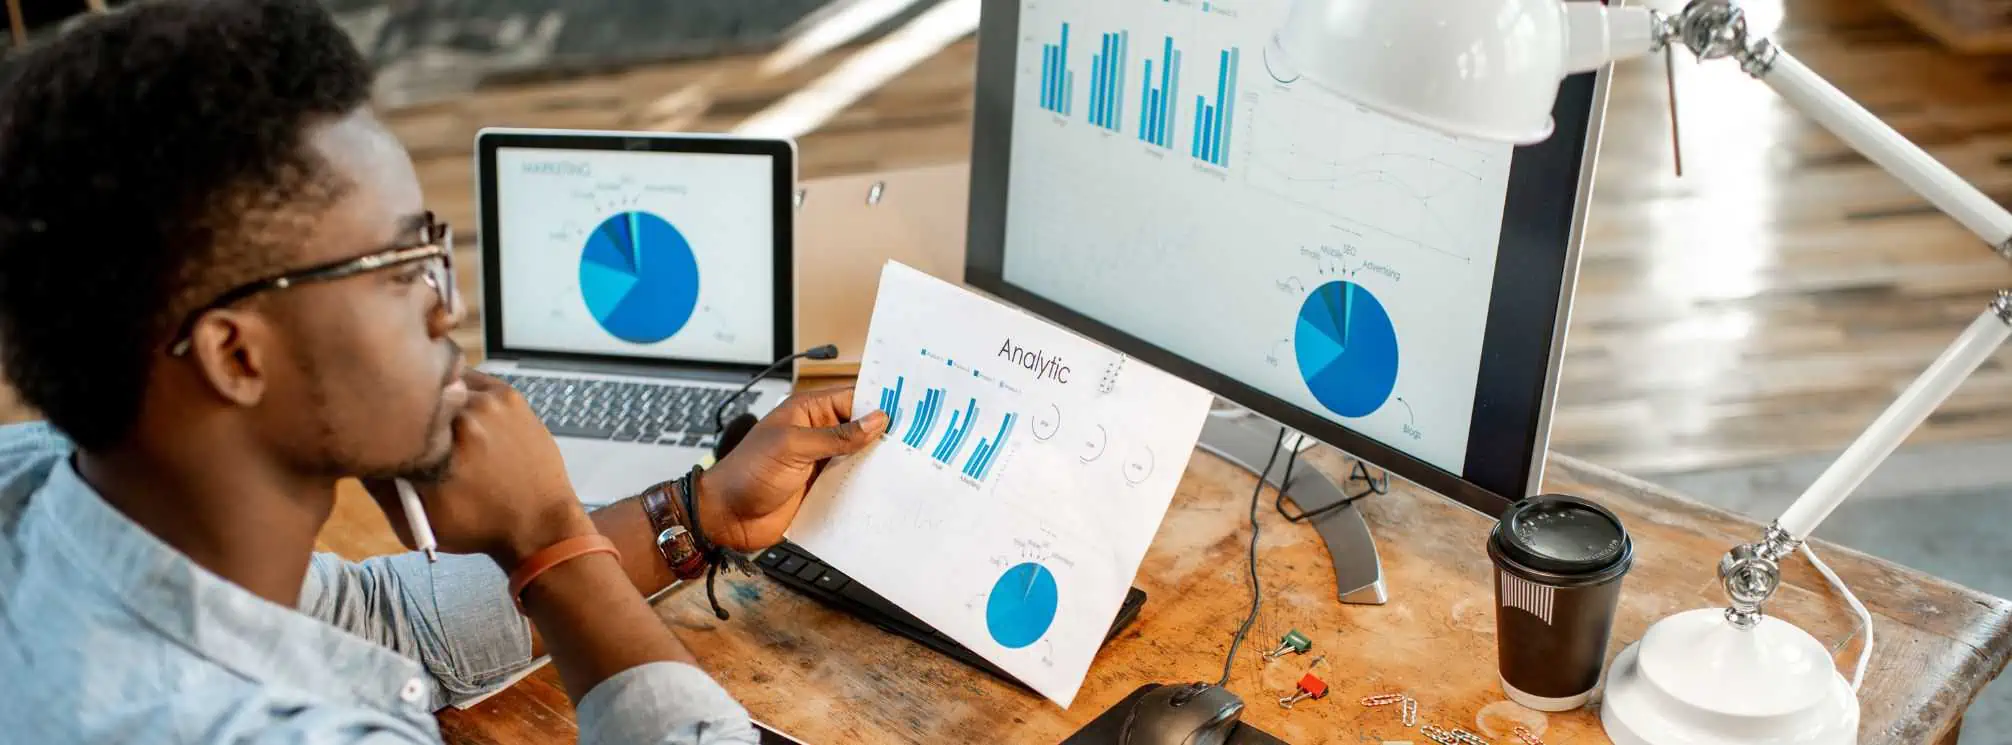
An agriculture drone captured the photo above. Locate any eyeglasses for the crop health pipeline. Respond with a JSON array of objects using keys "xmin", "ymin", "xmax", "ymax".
[{"xmin": 167, "ymin": 213, "xmax": 455, "ymax": 357}]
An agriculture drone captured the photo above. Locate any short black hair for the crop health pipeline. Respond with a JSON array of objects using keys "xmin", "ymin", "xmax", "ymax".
[{"xmin": 0, "ymin": 0, "xmax": 374, "ymax": 450}]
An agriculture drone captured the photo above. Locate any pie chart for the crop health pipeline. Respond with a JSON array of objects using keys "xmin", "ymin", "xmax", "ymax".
[
  {"xmin": 1294, "ymin": 280, "xmax": 1399, "ymax": 418},
  {"xmin": 579, "ymin": 210, "xmax": 700, "ymax": 344},
  {"xmin": 985, "ymin": 562, "xmax": 1059, "ymax": 649}
]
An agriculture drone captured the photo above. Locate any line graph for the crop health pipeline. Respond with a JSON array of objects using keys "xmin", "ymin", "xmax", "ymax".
[{"xmin": 1241, "ymin": 89, "xmax": 1513, "ymax": 264}]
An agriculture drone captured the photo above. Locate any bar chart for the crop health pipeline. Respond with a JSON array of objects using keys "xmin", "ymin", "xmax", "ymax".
[
  {"xmin": 1136, "ymin": 36, "xmax": 1182, "ymax": 150},
  {"xmin": 877, "ymin": 355, "xmax": 1023, "ymax": 485},
  {"xmin": 1190, "ymin": 46, "xmax": 1239, "ymax": 168},
  {"xmin": 931, "ymin": 398, "xmax": 981, "ymax": 465},
  {"xmin": 963, "ymin": 412, "xmax": 1020, "ymax": 482},
  {"xmin": 878, "ymin": 377, "xmax": 905, "ymax": 434},
  {"xmin": 902, "ymin": 386, "xmax": 949, "ymax": 448},
  {"xmin": 1039, "ymin": 23, "xmax": 1074, "ymax": 117},
  {"xmin": 1087, "ymin": 30, "xmax": 1129, "ymax": 132}
]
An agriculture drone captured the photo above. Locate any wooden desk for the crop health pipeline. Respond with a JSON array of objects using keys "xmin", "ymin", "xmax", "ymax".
[{"xmin": 317, "ymin": 442, "xmax": 2012, "ymax": 744}]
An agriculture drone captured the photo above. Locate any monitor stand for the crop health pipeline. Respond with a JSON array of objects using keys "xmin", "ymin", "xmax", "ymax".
[{"xmin": 1197, "ymin": 411, "xmax": 1389, "ymax": 605}]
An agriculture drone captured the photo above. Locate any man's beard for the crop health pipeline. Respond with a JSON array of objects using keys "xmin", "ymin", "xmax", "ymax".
[
  {"xmin": 371, "ymin": 396, "xmax": 455, "ymax": 484},
  {"xmin": 340, "ymin": 344, "xmax": 465, "ymax": 485},
  {"xmin": 387, "ymin": 448, "xmax": 453, "ymax": 485},
  {"xmin": 349, "ymin": 389, "xmax": 455, "ymax": 484}
]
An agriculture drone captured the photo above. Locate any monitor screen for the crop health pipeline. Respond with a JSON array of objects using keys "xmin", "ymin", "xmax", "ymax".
[
  {"xmin": 965, "ymin": 0, "xmax": 1605, "ymax": 514},
  {"xmin": 489, "ymin": 146, "xmax": 780, "ymax": 367}
]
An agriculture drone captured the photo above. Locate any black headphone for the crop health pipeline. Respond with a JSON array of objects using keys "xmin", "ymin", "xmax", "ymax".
[{"xmin": 710, "ymin": 344, "xmax": 840, "ymax": 460}]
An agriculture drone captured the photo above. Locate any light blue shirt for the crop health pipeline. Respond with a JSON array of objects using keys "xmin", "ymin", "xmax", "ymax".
[{"xmin": 0, "ymin": 421, "xmax": 758, "ymax": 744}]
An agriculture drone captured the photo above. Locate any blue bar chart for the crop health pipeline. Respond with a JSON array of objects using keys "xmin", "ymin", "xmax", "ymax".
[
  {"xmin": 1136, "ymin": 36, "xmax": 1182, "ymax": 149},
  {"xmin": 1040, "ymin": 23, "xmax": 1073, "ymax": 116},
  {"xmin": 1088, "ymin": 31, "xmax": 1128, "ymax": 131},
  {"xmin": 931, "ymin": 398, "xmax": 980, "ymax": 464},
  {"xmin": 963, "ymin": 412, "xmax": 1020, "ymax": 481},
  {"xmin": 878, "ymin": 377, "xmax": 906, "ymax": 433},
  {"xmin": 883, "ymin": 372, "xmax": 1018, "ymax": 484},
  {"xmin": 902, "ymin": 387, "xmax": 947, "ymax": 448},
  {"xmin": 1190, "ymin": 46, "xmax": 1239, "ymax": 167}
]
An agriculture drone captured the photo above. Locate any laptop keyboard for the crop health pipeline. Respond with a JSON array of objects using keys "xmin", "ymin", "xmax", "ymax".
[{"xmin": 494, "ymin": 373, "xmax": 755, "ymax": 447}]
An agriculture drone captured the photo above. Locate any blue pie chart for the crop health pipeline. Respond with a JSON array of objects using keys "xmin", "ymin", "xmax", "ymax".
[
  {"xmin": 985, "ymin": 562, "xmax": 1059, "ymax": 649},
  {"xmin": 1294, "ymin": 281, "xmax": 1399, "ymax": 418},
  {"xmin": 579, "ymin": 210, "xmax": 700, "ymax": 344}
]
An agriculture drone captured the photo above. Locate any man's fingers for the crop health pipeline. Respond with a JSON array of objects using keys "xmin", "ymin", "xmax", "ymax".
[
  {"xmin": 788, "ymin": 385, "xmax": 856, "ymax": 425},
  {"xmin": 791, "ymin": 412, "xmax": 887, "ymax": 461}
]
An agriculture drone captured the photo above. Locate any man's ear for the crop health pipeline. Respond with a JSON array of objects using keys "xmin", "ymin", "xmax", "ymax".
[{"xmin": 186, "ymin": 310, "xmax": 271, "ymax": 407}]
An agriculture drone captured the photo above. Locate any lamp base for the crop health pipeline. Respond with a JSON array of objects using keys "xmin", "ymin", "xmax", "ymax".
[{"xmin": 1601, "ymin": 608, "xmax": 1858, "ymax": 744}]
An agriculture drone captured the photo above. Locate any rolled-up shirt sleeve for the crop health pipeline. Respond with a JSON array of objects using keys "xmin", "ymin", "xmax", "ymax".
[
  {"xmin": 299, "ymin": 552, "xmax": 760, "ymax": 744},
  {"xmin": 300, "ymin": 552, "xmax": 538, "ymax": 709}
]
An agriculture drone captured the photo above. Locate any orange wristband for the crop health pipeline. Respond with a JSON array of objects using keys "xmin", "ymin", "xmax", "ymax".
[{"xmin": 507, "ymin": 534, "xmax": 621, "ymax": 609}]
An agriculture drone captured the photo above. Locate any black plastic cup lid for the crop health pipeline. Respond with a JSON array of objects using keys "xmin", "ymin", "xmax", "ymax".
[{"xmin": 1492, "ymin": 494, "xmax": 1630, "ymax": 576}]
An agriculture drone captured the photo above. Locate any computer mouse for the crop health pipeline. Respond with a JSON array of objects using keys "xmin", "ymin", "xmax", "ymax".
[{"xmin": 1118, "ymin": 682, "xmax": 1245, "ymax": 745}]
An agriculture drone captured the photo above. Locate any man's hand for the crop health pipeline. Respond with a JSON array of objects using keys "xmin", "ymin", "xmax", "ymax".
[
  {"xmin": 364, "ymin": 371, "xmax": 594, "ymax": 568},
  {"xmin": 698, "ymin": 387, "xmax": 888, "ymax": 551}
]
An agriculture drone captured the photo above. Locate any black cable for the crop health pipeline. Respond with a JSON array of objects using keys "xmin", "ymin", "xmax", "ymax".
[
  {"xmin": 1218, "ymin": 427, "xmax": 1287, "ymax": 688},
  {"xmin": 712, "ymin": 344, "xmax": 839, "ymax": 433},
  {"xmin": 1274, "ymin": 442, "xmax": 1388, "ymax": 523}
]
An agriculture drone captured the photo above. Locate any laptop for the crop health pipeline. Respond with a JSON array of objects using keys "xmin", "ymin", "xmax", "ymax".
[{"xmin": 474, "ymin": 128, "xmax": 799, "ymax": 505}]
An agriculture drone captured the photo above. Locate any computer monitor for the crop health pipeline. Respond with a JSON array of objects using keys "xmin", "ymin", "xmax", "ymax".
[{"xmin": 963, "ymin": 0, "xmax": 1607, "ymax": 516}]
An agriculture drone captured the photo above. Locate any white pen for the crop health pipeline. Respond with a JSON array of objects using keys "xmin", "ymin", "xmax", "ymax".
[{"xmin": 394, "ymin": 479, "xmax": 439, "ymax": 562}]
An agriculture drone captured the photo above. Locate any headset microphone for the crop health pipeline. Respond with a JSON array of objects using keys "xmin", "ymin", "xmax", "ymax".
[{"xmin": 711, "ymin": 344, "xmax": 840, "ymax": 459}]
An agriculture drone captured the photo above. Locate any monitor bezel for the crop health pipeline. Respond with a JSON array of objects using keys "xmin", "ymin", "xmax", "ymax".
[
  {"xmin": 473, "ymin": 127, "xmax": 798, "ymax": 377},
  {"xmin": 962, "ymin": 1, "xmax": 1609, "ymax": 517}
]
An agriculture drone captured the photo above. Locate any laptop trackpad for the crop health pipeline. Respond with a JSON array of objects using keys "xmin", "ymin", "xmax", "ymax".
[{"xmin": 556, "ymin": 438, "xmax": 703, "ymax": 508}]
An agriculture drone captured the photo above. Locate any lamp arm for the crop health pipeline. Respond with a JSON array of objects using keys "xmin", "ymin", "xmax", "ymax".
[
  {"xmin": 1775, "ymin": 302, "xmax": 2012, "ymax": 541},
  {"xmin": 1644, "ymin": 1, "xmax": 2012, "ymax": 629},
  {"xmin": 1719, "ymin": 296, "xmax": 2012, "ymax": 629},
  {"xmin": 1751, "ymin": 46, "xmax": 2012, "ymax": 257}
]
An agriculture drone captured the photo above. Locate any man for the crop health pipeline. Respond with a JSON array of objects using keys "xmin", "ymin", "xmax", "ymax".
[{"xmin": 0, "ymin": 1, "xmax": 885, "ymax": 743}]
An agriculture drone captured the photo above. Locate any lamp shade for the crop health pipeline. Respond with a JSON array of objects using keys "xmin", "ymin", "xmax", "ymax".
[{"xmin": 1269, "ymin": 0, "xmax": 1659, "ymax": 144}]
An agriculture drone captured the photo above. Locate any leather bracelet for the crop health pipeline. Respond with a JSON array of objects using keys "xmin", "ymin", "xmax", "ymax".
[
  {"xmin": 641, "ymin": 480, "xmax": 707, "ymax": 581},
  {"xmin": 506, "ymin": 534, "xmax": 620, "ymax": 610},
  {"xmin": 676, "ymin": 465, "xmax": 737, "ymax": 622}
]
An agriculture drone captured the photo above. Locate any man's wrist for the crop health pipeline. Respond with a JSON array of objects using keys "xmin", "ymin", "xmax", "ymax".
[
  {"xmin": 491, "ymin": 505, "xmax": 598, "ymax": 571},
  {"xmin": 692, "ymin": 469, "xmax": 739, "ymax": 550}
]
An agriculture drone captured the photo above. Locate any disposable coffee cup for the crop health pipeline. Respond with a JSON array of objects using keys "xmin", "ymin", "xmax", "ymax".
[{"xmin": 1487, "ymin": 494, "xmax": 1633, "ymax": 712}]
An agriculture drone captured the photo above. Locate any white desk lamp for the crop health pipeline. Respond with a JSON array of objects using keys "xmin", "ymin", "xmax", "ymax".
[{"xmin": 1271, "ymin": 1, "xmax": 2012, "ymax": 742}]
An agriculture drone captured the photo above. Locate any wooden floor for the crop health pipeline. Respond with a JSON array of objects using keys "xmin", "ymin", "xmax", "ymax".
[{"xmin": 7, "ymin": 0, "xmax": 2012, "ymax": 479}]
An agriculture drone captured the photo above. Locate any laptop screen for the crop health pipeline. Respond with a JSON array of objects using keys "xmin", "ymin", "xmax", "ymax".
[{"xmin": 491, "ymin": 146, "xmax": 778, "ymax": 366}]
